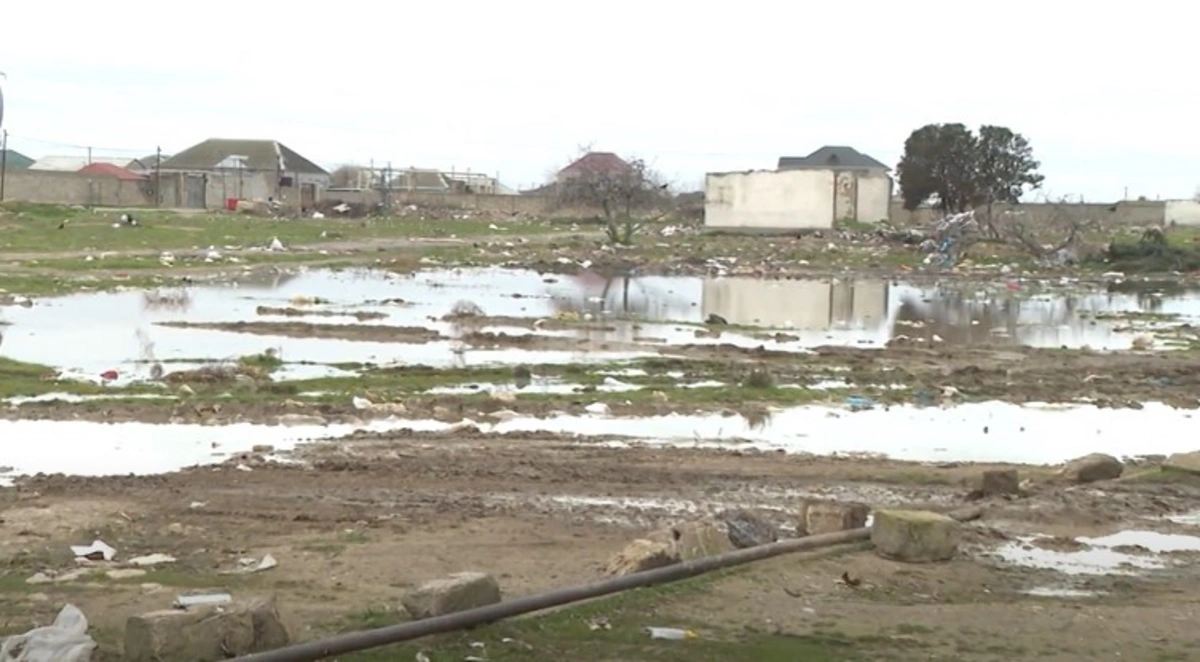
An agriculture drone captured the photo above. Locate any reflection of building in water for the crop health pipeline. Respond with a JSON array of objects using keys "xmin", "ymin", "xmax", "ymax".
[
  {"xmin": 553, "ymin": 274, "xmax": 699, "ymax": 321},
  {"xmin": 701, "ymin": 278, "xmax": 889, "ymax": 329}
]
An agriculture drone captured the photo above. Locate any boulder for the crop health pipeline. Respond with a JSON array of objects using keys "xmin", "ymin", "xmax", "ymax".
[
  {"xmin": 648, "ymin": 519, "xmax": 735, "ymax": 560},
  {"xmin": 1164, "ymin": 451, "xmax": 1200, "ymax": 475},
  {"xmin": 722, "ymin": 510, "xmax": 778, "ymax": 549},
  {"xmin": 1059, "ymin": 453, "xmax": 1124, "ymax": 484},
  {"xmin": 124, "ymin": 595, "xmax": 289, "ymax": 662},
  {"xmin": 401, "ymin": 572, "xmax": 501, "ymax": 620},
  {"xmin": 605, "ymin": 539, "xmax": 679, "ymax": 576},
  {"xmin": 871, "ymin": 510, "xmax": 959, "ymax": 563},
  {"xmin": 981, "ymin": 469, "xmax": 1020, "ymax": 496},
  {"xmin": 801, "ymin": 500, "xmax": 870, "ymax": 536}
]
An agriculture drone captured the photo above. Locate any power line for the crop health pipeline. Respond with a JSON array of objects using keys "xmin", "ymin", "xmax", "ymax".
[{"xmin": 4, "ymin": 133, "xmax": 155, "ymax": 155}]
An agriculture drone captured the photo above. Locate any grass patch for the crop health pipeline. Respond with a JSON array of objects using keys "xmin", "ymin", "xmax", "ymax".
[{"xmin": 331, "ymin": 572, "xmax": 910, "ymax": 662}]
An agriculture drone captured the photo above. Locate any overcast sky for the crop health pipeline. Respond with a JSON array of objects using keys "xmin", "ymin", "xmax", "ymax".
[{"xmin": 1, "ymin": 1, "xmax": 1194, "ymax": 200}]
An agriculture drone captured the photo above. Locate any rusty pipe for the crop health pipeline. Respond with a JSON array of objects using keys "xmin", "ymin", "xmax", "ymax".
[{"xmin": 232, "ymin": 506, "xmax": 983, "ymax": 662}]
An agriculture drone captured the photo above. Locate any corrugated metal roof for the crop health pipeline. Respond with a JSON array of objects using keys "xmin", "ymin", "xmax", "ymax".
[{"xmin": 161, "ymin": 139, "xmax": 329, "ymax": 176}]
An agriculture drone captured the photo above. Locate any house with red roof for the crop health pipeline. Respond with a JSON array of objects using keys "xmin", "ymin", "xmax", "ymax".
[
  {"xmin": 78, "ymin": 162, "xmax": 148, "ymax": 181},
  {"xmin": 555, "ymin": 152, "xmax": 635, "ymax": 183}
]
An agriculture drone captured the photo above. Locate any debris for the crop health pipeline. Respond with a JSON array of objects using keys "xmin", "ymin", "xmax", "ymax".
[
  {"xmin": 221, "ymin": 554, "xmax": 277, "ymax": 575},
  {"xmin": 173, "ymin": 593, "xmax": 233, "ymax": 609},
  {"xmin": 871, "ymin": 510, "xmax": 960, "ymax": 563},
  {"xmin": 267, "ymin": 237, "xmax": 286, "ymax": 252},
  {"xmin": 646, "ymin": 627, "xmax": 698, "ymax": 640},
  {"xmin": 584, "ymin": 402, "xmax": 610, "ymax": 415},
  {"xmin": 0, "ymin": 603, "xmax": 96, "ymax": 662},
  {"xmin": 801, "ymin": 500, "xmax": 870, "ymax": 536},
  {"xmin": 586, "ymin": 617, "xmax": 612, "ymax": 631},
  {"xmin": 844, "ymin": 395, "xmax": 874, "ymax": 412},
  {"xmin": 126, "ymin": 554, "xmax": 176, "ymax": 567},
  {"xmin": 70, "ymin": 540, "xmax": 116, "ymax": 562},
  {"xmin": 605, "ymin": 539, "xmax": 679, "ymax": 576},
  {"xmin": 401, "ymin": 572, "xmax": 502, "ymax": 620},
  {"xmin": 721, "ymin": 510, "xmax": 778, "ymax": 549},
  {"xmin": 106, "ymin": 568, "xmax": 147, "ymax": 580},
  {"xmin": 839, "ymin": 571, "xmax": 863, "ymax": 588},
  {"xmin": 705, "ymin": 313, "xmax": 728, "ymax": 325},
  {"xmin": 1058, "ymin": 453, "xmax": 1124, "ymax": 484},
  {"xmin": 649, "ymin": 519, "xmax": 734, "ymax": 560},
  {"xmin": 123, "ymin": 596, "xmax": 289, "ymax": 662},
  {"xmin": 1164, "ymin": 451, "xmax": 1200, "ymax": 475},
  {"xmin": 99, "ymin": 370, "xmax": 119, "ymax": 382}
]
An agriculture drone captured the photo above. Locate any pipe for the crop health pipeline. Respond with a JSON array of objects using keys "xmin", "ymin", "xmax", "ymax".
[{"xmin": 232, "ymin": 506, "xmax": 984, "ymax": 662}]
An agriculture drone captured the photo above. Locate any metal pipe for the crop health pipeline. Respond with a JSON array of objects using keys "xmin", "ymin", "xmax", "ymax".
[{"xmin": 232, "ymin": 506, "xmax": 983, "ymax": 662}]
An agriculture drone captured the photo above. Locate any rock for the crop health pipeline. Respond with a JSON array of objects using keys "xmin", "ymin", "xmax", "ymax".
[
  {"xmin": 490, "ymin": 390, "xmax": 517, "ymax": 404},
  {"xmin": 721, "ymin": 510, "xmax": 778, "ymax": 549},
  {"xmin": 981, "ymin": 469, "xmax": 1020, "ymax": 496},
  {"xmin": 124, "ymin": 595, "xmax": 289, "ymax": 662},
  {"xmin": 107, "ymin": 568, "xmax": 148, "ymax": 580},
  {"xmin": 251, "ymin": 444, "xmax": 275, "ymax": 454},
  {"xmin": 871, "ymin": 510, "xmax": 959, "ymax": 563},
  {"xmin": 25, "ymin": 572, "xmax": 52, "ymax": 585},
  {"xmin": 801, "ymin": 500, "xmax": 870, "ymax": 536},
  {"xmin": 1059, "ymin": 453, "xmax": 1124, "ymax": 484},
  {"xmin": 1164, "ymin": 451, "xmax": 1200, "ymax": 475},
  {"xmin": 401, "ymin": 572, "xmax": 501, "ymax": 620},
  {"xmin": 605, "ymin": 539, "xmax": 679, "ymax": 576},
  {"xmin": 277, "ymin": 413, "xmax": 327, "ymax": 427},
  {"xmin": 648, "ymin": 519, "xmax": 735, "ymax": 560}
]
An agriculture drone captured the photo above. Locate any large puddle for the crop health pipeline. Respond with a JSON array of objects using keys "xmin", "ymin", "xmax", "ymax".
[
  {"xmin": 1, "ymin": 268, "xmax": 1198, "ymax": 381},
  {"xmin": 2, "ymin": 400, "xmax": 1194, "ymax": 480}
]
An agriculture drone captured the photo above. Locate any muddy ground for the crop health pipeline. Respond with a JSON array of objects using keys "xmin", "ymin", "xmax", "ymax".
[
  {"xmin": 3, "ymin": 438, "xmax": 1200, "ymax": 661},
  {"xmin": 3, "ymin": 214, "xmax": 1200, "ymax": 659}
]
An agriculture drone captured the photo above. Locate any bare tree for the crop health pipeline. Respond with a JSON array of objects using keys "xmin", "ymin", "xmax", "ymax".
[{"xmin": 553, "ymin": 151, "xmax": 671, "ymax": 245}]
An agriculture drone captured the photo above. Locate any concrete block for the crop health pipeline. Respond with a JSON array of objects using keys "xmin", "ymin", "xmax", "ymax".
[
  {"xmin": 871, "ymin": 510, "xmax": 959, "ymax": 563},
  {"xmin": 1059, "ymin": 453, "xmax": 1123, "ymax": 484},
  {"xmin": 605, "ymin": 539, "xmax": 679, "ymax": 576},
  {"xmin": 401, "ymin": 572, "xmax": 501, "ymax": 620},
  {"xmin": 722, "ymin": 509, "xmax": 778, "ymax": 549},
  {"xmin": 802, "ymin": 500, "xmax": 870, "ymax": 536},
  {"xmin": 981, "ymin": 469, "xmax": 1020, "ymax": 496},
  {"xmin": 1165, "ymin": 451, "xmax": 1200, "ymax": 475},
  {"xmin": 124, "ymin": 595, "xmax": 289, "ymax": 662},
  {"xmin": 648, "ymin": 519, "xmax": 735, "ymax": 560}
]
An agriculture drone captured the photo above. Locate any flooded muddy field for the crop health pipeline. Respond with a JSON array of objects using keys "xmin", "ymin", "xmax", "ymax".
[{"xmin": 3, "ymin": 260, "xmax": 1200, "ymax": 659}]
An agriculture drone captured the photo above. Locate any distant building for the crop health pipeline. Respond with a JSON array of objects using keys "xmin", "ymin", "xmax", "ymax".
[
  {"xmin": 705, "ymin": 145, "xmax": 893, "ymax": 232},
  {"xmin": 0, "ymin": 149, "xmax": 33, "ymax": 170},
  {"xmin": 158, "ymin": 138, "xmax": 331, "ymax": 209},
  {"xmin": 78, "ymin": 162, "xmax": 148, "ymax": 181},
  {"xmin": 556, "ymin": 152, "xmax": 635, "ymax": 183},
  {"xmin": 29, "ymin": 155, "xmax": 147, "ymax": 172}
]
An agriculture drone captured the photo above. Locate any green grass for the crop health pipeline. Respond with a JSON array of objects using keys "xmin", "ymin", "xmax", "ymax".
[
  {"xmin": 331, "ymin": 571, "xmax": 913, "ymax": 661},
  {"xmin": 0, "ymin": 204, "xmax": 558, "ymax": 255},
  {"xmin": 0, "ymin": 357, "xmax": 163, "ymax": 398}
]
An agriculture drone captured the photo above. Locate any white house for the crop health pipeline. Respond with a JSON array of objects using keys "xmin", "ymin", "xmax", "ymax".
[
  {"xmin": 705, "ymin": 146, "xmax": 892, "ymax": 232},
  {"xmin": 701, "ymin": 277, "xmax": 889, "ymax": 331}
]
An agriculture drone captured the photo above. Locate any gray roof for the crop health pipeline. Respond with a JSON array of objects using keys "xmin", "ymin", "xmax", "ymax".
[
  {"xmin": 778, "ymin": 146, "xmax": 889, "ymax": 171},
  {"xmin": 160, "ymin": 139, "xmax": 329, "ymax": 176},
  {"xmin": 0, "ymin": 149, "xmax": 34, "ymax": 170}
]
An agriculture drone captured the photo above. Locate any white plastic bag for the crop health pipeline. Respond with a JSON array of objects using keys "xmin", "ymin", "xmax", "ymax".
[{"xmin": 0, "ymin": 604, "xmax": 96, "ymax": 662}]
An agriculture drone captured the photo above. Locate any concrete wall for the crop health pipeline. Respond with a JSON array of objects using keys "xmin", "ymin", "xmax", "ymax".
[
  {"xmin": 855, "ymin": 172, "xmax": 892, "ymax": 223},
  {"xmin": 1165, "ymin": 200, "xmax": 1200, "ymax": 226},
  {"xmin": 705, "ymin": 170, "xmax": 837, "ymax": 231},
  {"xmin": 0, "ymin": 169, "xmax": 152, "ymax": 206},
  {"xmin": 321, "ymin": 188, "xmax": 552, "ymax": 215},
  {"xmin": 701, "ymin": 277, "xmax": 888, "ymax": 329},
  {"xmin": 889, "ymin": 200, "xmax": 1168, "ymax": 226}
]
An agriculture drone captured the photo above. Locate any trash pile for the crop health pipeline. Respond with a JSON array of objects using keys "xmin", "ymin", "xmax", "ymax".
[{"xmin": 0, "ymin": 604, "xmax": 96, "ymax": 662}]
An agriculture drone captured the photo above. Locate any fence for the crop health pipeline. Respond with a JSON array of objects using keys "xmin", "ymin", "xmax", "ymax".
[{"xmin": 0, "ymin": 169, "xmax": 153, "ymax": 207}]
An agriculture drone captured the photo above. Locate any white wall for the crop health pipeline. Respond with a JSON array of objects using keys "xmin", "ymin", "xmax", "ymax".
[
  {"xmin": 701, "ymin": 277, "xmax": 889, "ymax": 329},
  {"xmin": 705, "ymin": 170, "xmax": 836, "ymax": 230},
  {"xmin": 856, "ymin": 172, "xmax": 893, "ymax": 223},
  {"xmin": 1165, "ymin": 200, "xmax": 1200, "ymax": 226}
]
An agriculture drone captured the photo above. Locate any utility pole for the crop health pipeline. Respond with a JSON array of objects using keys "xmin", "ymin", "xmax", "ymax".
[
  {"xmin": 0, "ymin": 130, "xmax": 7, "ymax": 201},
  {"xmin": 154, "ymin": 146, "xmax": 162, "ymax": 207},
  {"xmin": 87, "ymin": 146, "xmax": 92, "ymax": 165}
]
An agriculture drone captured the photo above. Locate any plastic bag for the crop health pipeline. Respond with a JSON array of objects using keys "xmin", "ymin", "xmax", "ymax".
[{"xmin": 0, "ymin": 604, "xmax": 97, "ymax": 662}]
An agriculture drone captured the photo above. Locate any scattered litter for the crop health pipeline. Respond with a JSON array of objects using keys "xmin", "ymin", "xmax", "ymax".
[
  {"xmin": 70, "ymin": 540, "xmax": 116, "ymax": 562},
  {"xmin": 586, "ymin": 617, "xmax": 612, "ymax": 631},
  {"xmin": 646, "ymin": 627, "xmax": 698, "ymax": 640},
  {"xmin": 222, "ymin": 554, "xmax": 278, "ymax": 575},
  {"xmin": 174, "ymin": 593, "xmax": 233, "ymax": 609},
  {"xmin": 106, "ymin": 568, "xmax": 147, "ymax": 580},
  {"xmin": 0, "ymin": 603, "xmax": 96, "ymax": 662},
  {"xmin": 126, "ymin": 553, "xmax": 176, "ymax": 567},
  {"xmin": 268, "ymin": 237, "xmax": 286, "ymax": 252},
  {"xmin": 585, "ymin": 402, "xmax": 610, "ymax": 415},
  {"xmin": 844, "ymin": 395, "xmax": 874, "ymax": 412},
  {"xmin": 312, "ymin": 211, "xmax": 325, "ymax": 219}
]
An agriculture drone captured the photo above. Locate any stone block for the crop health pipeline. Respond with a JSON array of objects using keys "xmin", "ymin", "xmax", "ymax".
[
  {"xmin": 981, "ymin": 469, "xmax": 1020, "ymax": 496},
  {"xmin": 648, "ymin": 519, "xmax": 735, "ymax": 560},
  {"xmin": 871, "ymin": 510, "xmax": 959, "ymax": 563},
  {"xmin": 721, "ymin": 509, "xmax": 778, "ymax": 549},
  {"xmin": 401, "ymin": 572, "xmax": 501, "ymax": 620},
  {"xmin": 124, "ymin": 595, "xmax": 289, "ymax": 662},
  {"xmin": 1164, "ymin": 451, "xmax": 1200, "ymax": 475},
  {"xmin": 605, "ymin": 539, "xmax": 679, "ymax": 576},
  {"xmin": 802, "ymin": 500, "xmax": 870, "ymax": 536},
  {"xmin": 1059, "ymin": 453, "xmax": 1123, "ymax": 484}
]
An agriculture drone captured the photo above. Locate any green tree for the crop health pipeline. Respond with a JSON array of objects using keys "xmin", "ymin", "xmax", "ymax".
[{"xmin": 896, "ymin": 123, "xmax": 1043, "ymax": 214}]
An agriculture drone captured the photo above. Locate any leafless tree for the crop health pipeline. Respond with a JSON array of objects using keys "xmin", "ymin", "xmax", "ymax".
[{"xmin": 553, "ymin": 151, "xmax": 672, "ymax": 245}]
